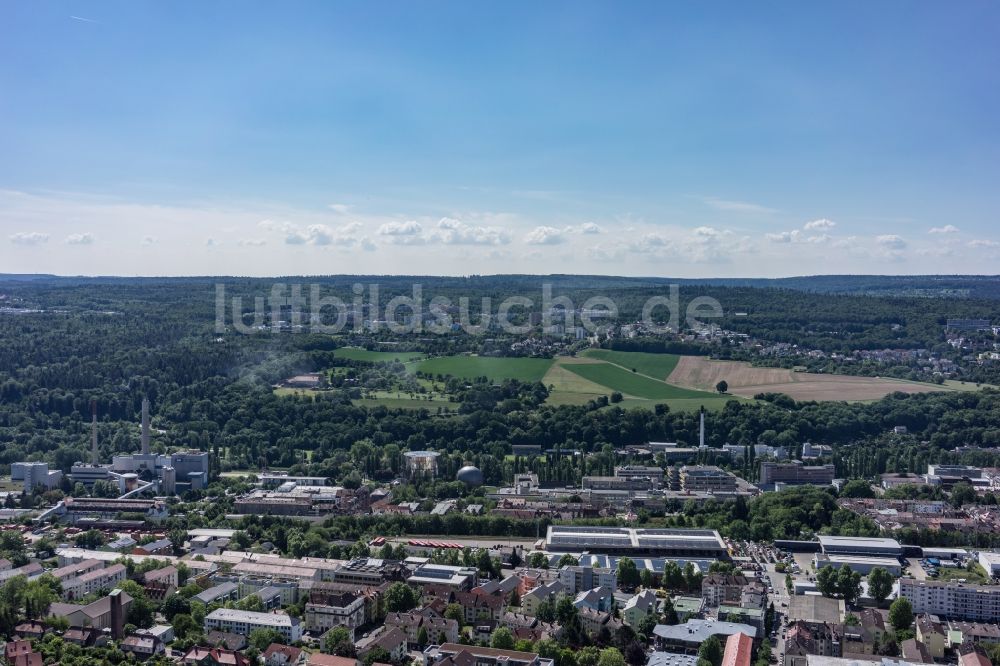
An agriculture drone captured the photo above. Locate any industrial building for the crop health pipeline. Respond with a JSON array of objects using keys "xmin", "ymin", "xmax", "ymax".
[
  {"xmin": 11, "ymin": 462, "xmax": 62, "ymax": 492},
  {"xmin": 545, "ymin": 526, "xmax": 727, "ymax": 558},
  {"xmin": 818, "ymin": 536, "xmax": 902, "ymax": 558},
  {"xmin": 813, "ymin": 554, "xmax": 903, "ymax": 576},
  {"xmin": 67, "ymin": 398, "xmax": 208, "ymax": 496}
]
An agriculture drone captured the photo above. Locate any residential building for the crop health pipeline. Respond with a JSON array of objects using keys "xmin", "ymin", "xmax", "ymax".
[
  {"xmin": 784, "ymin": 621, "xmax": 843, "ymax": 666},
  {"xmin": 121, "ymin": 633, "xmax": 164, "ymax": 658},
  {"xmin": 623, "ymin": 589, "xmax": 659, "ymax": 627},
  {"xmin": 557, "ymin": 565, "xmax": 617, "ymax": 594},
  {"xmin": 355, "ymin": 626, "xmax": 408, "ymax": 662},
  {"xmin": 522, "ymin": 581, "xmax": 566, "ymax": 617},
  {"xmin": 181, "ymin": 646, "xmax": 252, "ymax": 666},
  {"xmin": 900, "ymin": 579, "xmax": 1000, "ymax": 622},
  {"xmin": 304, "ymin": 593, "xmax": 366, "ymax": 637},
  {"xmin": 702, "ymin": 574, "xmax": 749, "ymax": 607},
  {"xmin": 61, "ymin": 563, "xmax": 127, "ymax": 600},
  {"xmin": 262, "ymin": 644, "xmax": 303, "ymax": 666},
  {"xmin": 573, "ymin": 587, "xmax": 613, "ymax": 613},
  {"xmin": 915, "ymin": 615, "xmax": 946, "ymax": 660},
  {"xmin": 385, "ymin": 612, "xmax": 460, "ymax": 647},
  {"xmin": 204, "ymin": 608, "xmax": 303, "ymax": 643},
  {"xmin": 195, "ymin": 582, "xmax": 241, "ymax": 606}
]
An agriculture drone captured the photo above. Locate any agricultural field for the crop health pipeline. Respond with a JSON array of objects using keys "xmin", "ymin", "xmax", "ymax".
[
  {"xmin": 542, "ymin": 355, "xmax": 733, "ymax": 411},
  {"xmin": 562, "ymin": 359, "xmax": 713, "ymax": 400},
  {"xmin": 333, "ymin": 348, "xmax": 426, "ymax": 362},
  {"xmin": 414, "ymin": 355, "xmax": 554, "ymax": 382},
  {"xmin": 667, "ymin": 355, "xmax": 962, "ymax": 401},
  {"xmin": 580, "ymin": 349, "xmax": 681, "ymax": 379}
]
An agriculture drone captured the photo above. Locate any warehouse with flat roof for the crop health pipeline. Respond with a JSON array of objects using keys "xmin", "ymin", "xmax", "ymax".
[
  {"xmin": 545, "ymin": 526, "xmax": 727, "ymax": 558},
  {"xmin": 818, "ymin": 536, "xmax": 902, "ymax": 558},
  {"xmin": 813, "ymin": 553, "xmax": 903, "ymax": 576}
]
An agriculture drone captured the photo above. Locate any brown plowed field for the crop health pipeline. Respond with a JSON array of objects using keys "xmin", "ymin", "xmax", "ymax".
[{"xmin": 667, "ymin": 355, "xmax": 949, "ymax": 401}]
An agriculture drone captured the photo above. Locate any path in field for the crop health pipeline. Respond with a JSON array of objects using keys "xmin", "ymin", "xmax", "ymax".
[{"xmin": 668, "ymin": 355, "xmax": 952, "ymax": 401}]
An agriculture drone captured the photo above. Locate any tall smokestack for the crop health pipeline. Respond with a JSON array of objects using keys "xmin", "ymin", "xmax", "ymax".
[
  {"xmin": 699, "ymin": 408, "xmax": 705, "ymax": 448},
  {"xmin": 91, "ymin": 399, "xmax": 99, "ymax": 465},
  {"xmin": 141, "ymin": 397, "xmax": 151, "ymax": 455}
]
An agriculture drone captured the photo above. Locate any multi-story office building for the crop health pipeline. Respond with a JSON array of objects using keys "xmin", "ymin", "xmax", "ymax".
[
  {"xmin": 680, "ymin": 466, "xmax": 738, "ymax": 493},
  {"xmin": 204, "ymin": 608, "xmax": 302, "ymax": 643},
  {"xmin": 759, "ymin": 461, "xmax": 835, "ymax": 487},
  {"xmin": 615, "ymin": 465, "xmax": 665, "ymax": 488},
  {"xmin": 899, "ymin": 579, "xmax": 1000, "ymax": 622}
]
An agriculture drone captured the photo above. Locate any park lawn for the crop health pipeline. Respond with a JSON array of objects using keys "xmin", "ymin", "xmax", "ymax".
[
  {"xmin": 334, "ymin": 348, "xmax": 426, "ymax": 363},
  {"xmin": 580, "ymin": 349, "xmax": 681, "ymax": 380},
  {"xmin": 415, "ymin": 355, "xmax": 554, "ymax": 382},
  {"xmin": 562, "ymin": 361, "xmax": 718, "ymax": 400}
]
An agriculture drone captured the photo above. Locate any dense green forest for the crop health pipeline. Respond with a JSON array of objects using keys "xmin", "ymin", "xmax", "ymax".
[{"xmin": 1, "ymin": 276, "xmax": 999, "ymax": 488}]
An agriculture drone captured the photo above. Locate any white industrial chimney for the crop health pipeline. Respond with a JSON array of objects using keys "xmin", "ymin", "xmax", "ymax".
[
  {"xmin": 141, "ymin": 397, "xmax": 151, "ymax": 455},
  {"xmin": 91, "ymin": 400, "xmax": 99, "ymax": 465},
  {"xmin": 699, "ymin": 409, "xmax": 705, "ymax": 448}
]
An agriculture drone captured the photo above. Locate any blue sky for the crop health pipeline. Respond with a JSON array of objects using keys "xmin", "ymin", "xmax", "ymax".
[{"xmin": 2, "ymin": 1, "xmax": 999, "ymax": 276}]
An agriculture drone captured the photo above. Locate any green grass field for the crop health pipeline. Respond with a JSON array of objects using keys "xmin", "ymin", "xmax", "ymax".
[
  {"xmin": 334, "ymin": 348, "xmax": 426, "ymax": 363},
  {"xmin": 415, "ymin": 356, "xmax": 554, "ymax": 382},
  {"xmin": 580, "ymin": 349, "xmax": 681, "ymax": 379},
  {"xmin": 562, "ymin": 361, "xmax": 716, "ymax": 400}
]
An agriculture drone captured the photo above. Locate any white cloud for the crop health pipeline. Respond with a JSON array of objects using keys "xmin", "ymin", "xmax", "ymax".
[
  {"xmin": 929, "ymin": 224, "xmax": 960, "ymax": 234},
  {"xmin": 524, "ymin": 226, "xmax": 566, "ymax": 245},
  {"xmin": 968, "ymin": 239, "xmax": 1000, "ymax": 248},
  {"xmin": 327, "ymin": 203, "xmax": 352, "ymax": 214},
  {"xmin": 237, "ymin": 238, "xmax": 266, "ymax": 247},
  {"xmin": 876, "ymin": 234, "xmax": 907, "ymax": 250},
  {"xmin": 205, "ymin": 238, "xmax": 219, "ymax": 247},
  {"xmin": 766, "ymin": 231, "xmax": 796, "ymax": 243},
  {"xmin": 580, "ymin": 222, "xmax": 603, "ymax": 234},
  {"xmin": 377, "ymin": 220, "xmax": 425, "ymax": 245},
  {"xmin": 65, "ymin": 233, "xmax": 95, "ymax": 245},
  {"xmin": 703, "ymin": 198, "xmax": 776, "ymax": 214},
  {"xmin": 141, "ymin": 236, "xmax": 157, "ymax": 246},
  {"xmin": 10, "ymin": 231, "xmax": 50, "ymax": 245},
  {"xmin": 804, "ymin": 218, "xmax": 836, "ymax": 230},
  {"xmin": 429, "ymin": 217, "xmax": 510, "ymax": 245},
  {"xmin": 259, "ymin": 219, "xmax": 364, "ymax": 246},
  {"xmin": 377, "ymin": 220, "xmax": 423, "ymax": 236}
]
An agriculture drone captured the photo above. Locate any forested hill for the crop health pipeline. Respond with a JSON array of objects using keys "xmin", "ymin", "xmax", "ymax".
[{"xmin": 3, "ymin": 273, "xmax": 1000, "ymax": 299}]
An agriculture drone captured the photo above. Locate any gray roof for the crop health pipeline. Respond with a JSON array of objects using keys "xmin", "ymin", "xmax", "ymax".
[
  {"xmin": 647, "ymin": 653, "xmax": 699, "ymax": 666},
  {"xmin": 653, "ymin": 619, "xmax": 757, "ymax": 643},
  {"xmin": 194, "ymin": 582, "xmax": 239, "ymax": 604}
]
